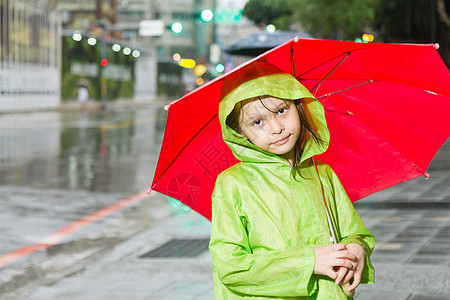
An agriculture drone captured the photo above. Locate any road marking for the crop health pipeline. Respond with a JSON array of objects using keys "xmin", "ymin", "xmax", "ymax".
[{"xmin": 0, "ymin": 191, "xmax": 148, "ymax": 269}]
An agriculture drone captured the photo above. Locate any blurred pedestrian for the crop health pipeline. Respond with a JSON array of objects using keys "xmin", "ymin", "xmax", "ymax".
[
  {"xmin": 209, "ymin": 62, "xmax": 374, "ymax": 299},
  {"xmin": 77, "ymin": 86, "xmax": 89, "ymax": 109}
]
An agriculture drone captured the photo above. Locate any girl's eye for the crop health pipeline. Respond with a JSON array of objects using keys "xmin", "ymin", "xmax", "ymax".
[
  {"xmin": 253, "ymin": 120, "xmax": 262, "ymax": 126},
  {"xmin": 278, "ymin": 107, "xmax": 288, "ymax": 115}
]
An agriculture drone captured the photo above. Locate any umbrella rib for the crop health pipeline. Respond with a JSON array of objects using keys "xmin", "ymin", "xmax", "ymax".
[
  {"xmin": 309, "ymin": 52, "xmax": 351, "ymax": 95},
  {"xmin": 151, "ymin": 113, "xmax": 218, "ymax": 189},
  {"xmin": 291, "ymin": 42, "xmax": 296, "ymax": 77},
  {"xmin": 316, "ymin": 79, "xmax": 374, "ymax": 100}
]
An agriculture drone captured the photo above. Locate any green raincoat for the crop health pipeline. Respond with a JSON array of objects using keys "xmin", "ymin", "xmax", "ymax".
[{"xmin": 209, "ymin": 67, "xmax": 375, "ymax": 299}]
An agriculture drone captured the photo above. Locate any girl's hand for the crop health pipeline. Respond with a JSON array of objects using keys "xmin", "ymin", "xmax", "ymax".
[
  {"xmin": 345, "ymin": 243, "xmax": 366, "ymax": 291},
  {"xmin": 313, "ymin": 243, "xmax": 356, "ymax": 281}
]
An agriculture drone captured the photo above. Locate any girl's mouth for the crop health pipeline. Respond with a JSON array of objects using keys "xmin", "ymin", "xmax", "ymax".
[{"xmin": 273, "ymin": 135, "xmax": 290, "ymax": 145}]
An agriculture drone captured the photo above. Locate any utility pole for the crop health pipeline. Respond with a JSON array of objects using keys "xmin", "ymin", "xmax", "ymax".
[
  {"xmin": 96, "ymin": 0, "xmax": 107, "ymax": 110},
  {"xmin": 96, "ymin": 0, "xmax": 103, "ymax": 20}
]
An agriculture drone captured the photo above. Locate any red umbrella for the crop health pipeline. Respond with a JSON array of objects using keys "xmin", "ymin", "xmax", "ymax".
[{"xmin": 149, "ymin": 37, "xmax": 450, "ymax": 220}]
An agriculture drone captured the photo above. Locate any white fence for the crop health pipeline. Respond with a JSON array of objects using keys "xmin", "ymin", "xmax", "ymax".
[{"xmin": 0, "ymin": 0, "xmax": 59, "ymax": 112}]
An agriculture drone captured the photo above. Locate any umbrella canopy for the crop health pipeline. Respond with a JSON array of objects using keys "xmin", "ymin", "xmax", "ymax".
[{"xmin": 151, "ymin": 37, "xmax": 450, "ymax": 220}]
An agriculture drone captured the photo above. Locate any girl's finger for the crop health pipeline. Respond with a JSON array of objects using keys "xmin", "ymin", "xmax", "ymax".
[
  {"xmin": 335, "ymin": 250, "xmax": 357, "ymax": 261},
  {"xmin": 326, "ymin": 269, "xmax": 338, "ymax": 280},
  {"xmin": 343, "ymin": 270, "xmax": 354, "ymax": 284},
  {"xmin": 335, "ymin": 267, "xmax": 348, "ymax": 285},
  {"xmin": 335, "ymin": 259, "xmax": 356, "ymax": 270},
  {"xmin": 348, "ymin": 272, "xmax": 361, "ymax": 291},
  {"xmin": 332, "ymin": 243, "xmax": 346, "ymax": 251}
]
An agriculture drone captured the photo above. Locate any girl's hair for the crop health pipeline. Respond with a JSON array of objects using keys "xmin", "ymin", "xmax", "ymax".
[{"xmin": 226, "ymin": 97, "xmax": 322, "ymax": 178}]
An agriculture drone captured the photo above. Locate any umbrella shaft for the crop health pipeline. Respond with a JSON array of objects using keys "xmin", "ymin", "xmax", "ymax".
[
  {"xmin": 325, "ymin": 205, "xmax": 338, "ymax": 244},
  {"xmin": 313, "ymin": 157, "xmax": 338, "ymax": 244}
]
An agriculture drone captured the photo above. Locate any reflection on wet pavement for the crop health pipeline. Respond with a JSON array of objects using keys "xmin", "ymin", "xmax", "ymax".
[
  {"xmin": 0, "ymin": 104, "xmax": 168, "ymax": 257},
  {"xmin": 0, "ymin": 107, "xmax": 167, "ymax": 193}
]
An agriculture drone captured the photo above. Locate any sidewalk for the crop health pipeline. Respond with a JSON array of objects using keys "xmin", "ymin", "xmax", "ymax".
[
  {"xmin": 2, "ymin": 169, "xmax": 449, "ymax": 299},
  {"xmin": 0, "ymin": 135, "xmax": 449, "ymax": 299}
]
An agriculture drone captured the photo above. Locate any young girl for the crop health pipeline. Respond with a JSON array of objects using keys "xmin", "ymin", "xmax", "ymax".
[{"xmin": 209, "ymin": 62, "xmax": 374, "ymax": 299}]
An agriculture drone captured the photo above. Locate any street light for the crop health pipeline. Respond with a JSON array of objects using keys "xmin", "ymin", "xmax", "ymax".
[
  {"xmin": 132, "ymin": 50, "xmax": 141, "ymax": 58},
  {"xmin": 72, "ymin": 32, "xmax": 82, "ymax": 41},
  {"xmin": 87, "ymin": 37, "xmax": 97, "ymax": 46},
  {"xmin": 112, "ymin": 44, "xmax": 121, "ymax": 52},
  {"xmin": 123, "ymin": 47, "xmax": 131, "ymax": 55}
]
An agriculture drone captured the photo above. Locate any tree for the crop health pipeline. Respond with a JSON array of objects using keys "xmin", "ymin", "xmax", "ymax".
[
  {"xmin": 242, "ymin": 0, "xmax": 450, "ymax": 66},
  {"xmin": 291, "ymin": 0, "xmax": 380, "ymax": 40},
  {"xmin": 243, "ymin": 0, "xmax": 379, "ymax": 40},
  {"xmin": 374, "ymin": 0, "xmax": 450, "ymax": 66},
  {"xmin": 242, "ymin": 0, "xmax": 293, "ymax": 29}
]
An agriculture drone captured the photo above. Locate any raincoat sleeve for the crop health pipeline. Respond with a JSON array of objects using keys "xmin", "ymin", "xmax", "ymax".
[
  {"xmin": 209, "ymin": 171, "xmax": 317, "ymax": 297},
  {"xmin": 323, "ymin": 164, "xmax": 375, "ymax": 285}
]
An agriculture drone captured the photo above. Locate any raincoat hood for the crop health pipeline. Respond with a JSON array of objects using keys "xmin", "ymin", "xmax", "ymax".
[{"xmin": 219, "ymin": 61, "xmax": 330, "ymax": 165}]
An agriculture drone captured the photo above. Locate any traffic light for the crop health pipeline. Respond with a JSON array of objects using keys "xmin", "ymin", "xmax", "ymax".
[
  {"xmin": 101, "ymin": 58, "xmax": 108, "ymax": 67},
  {"xmin": 200, "ymin": 9, "xmax": 213, "ymax": 22},
  {"xmin": 170, "ymin": 22, "xmax": 183, "ymax": 34}
]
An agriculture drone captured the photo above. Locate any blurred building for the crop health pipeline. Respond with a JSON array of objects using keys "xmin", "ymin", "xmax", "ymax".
[
  {"xmin": 58, "ymin": 0, "xmax": 157, "ymax": 102},
  {"xmin": 154, "ymin": 0, "xmax": 214, "ymax": 61},
  {"xmin": 0, "ymin": 0, "xmax": 251, "ymax": 112},
  {"xmin": 214, "ymin": 0, "xmax": 256, "ymax": 70},
  {"xmin": 0, "ymin": 0, "xmax": 60, "ymax": 112},
  {"xmin": 57, "ymin": 0, "xmax": 219, "ymax": 100}
]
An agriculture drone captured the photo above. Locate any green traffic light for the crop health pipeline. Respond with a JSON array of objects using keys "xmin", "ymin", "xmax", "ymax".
[
  {"xmin": 200, "ymin": 9, "xmax": 213, "ymax": 22},
  {"xmin": 171, "ymin": 22, "xmax": 183, "ymax": 33}
]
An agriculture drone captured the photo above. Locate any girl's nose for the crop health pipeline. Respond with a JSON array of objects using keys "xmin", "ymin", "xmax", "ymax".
[{"xmin": 271, "ymin": 119, "xmax": 284, "ymax": 134}]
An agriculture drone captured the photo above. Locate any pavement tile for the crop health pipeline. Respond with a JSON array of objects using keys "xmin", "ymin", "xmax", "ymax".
[
  {"xmin": 151, "ymin": 282, "xmax": 213, "ymax": 300},
  {"xmin": 408, "ymin": 295, "xmax": 450, "ymax": 300},
  {"xmin": 407, "ymin": 256, "xmax": 446, "ymax": 264},
  {"xmin": 355, "ymin": 290, "xmax": 410, "ymax": 300}
]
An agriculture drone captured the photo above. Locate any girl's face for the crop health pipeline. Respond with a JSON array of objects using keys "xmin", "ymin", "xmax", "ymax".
[{"xmin": 239, "ymin": 96, "xmax": 301, "ymax": 164}]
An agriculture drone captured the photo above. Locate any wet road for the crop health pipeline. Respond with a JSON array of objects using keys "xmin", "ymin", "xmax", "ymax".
[{"xmin": 0, "ymin": 104, "xmax": 167, "ymax": 256}]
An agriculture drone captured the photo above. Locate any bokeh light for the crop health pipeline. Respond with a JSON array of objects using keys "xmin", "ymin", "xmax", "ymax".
[
  {"xmin": 87, "ymin": 37, "xmax": 97, "ymax": 46},
  {"xmin": 196, "ymin": 77, "xmax": 204, "ymax": 85},
  {"xmin": 123, "ymin": 47, "xmax": 131, "ymax": 55},
  {"xmin": 112, "ymin": 44, "xmax": 121, "ymax": 52},
  {"xmin": 172, "ymin": 53, "xmax": 181, "ymax": 61},
  {"xmin": 171, "ymin": 22, "xmax": 183, "ymax": 34},
  {"xmin": 132, "ymin": 50, "xmax": 141, "ymax": 58},
  {"xmin": 216, "ymin": 64, "xmax": 225, "ymax": 73},
  {"xmin": 265, "ymin": 24, "xmax": 276, "ymax": 33},
  {"xmin": 72, "ymin": 32, "xmax": 82, "ymax": 41}
]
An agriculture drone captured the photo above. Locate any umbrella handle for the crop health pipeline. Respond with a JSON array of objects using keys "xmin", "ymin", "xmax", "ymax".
[
  {"xmin": 313, "ymin": 158, "xmax": 355, "ymax": 297},
  {"xmin": 341, "ymin": 282, "xmax": 355, "ymax": 297}
]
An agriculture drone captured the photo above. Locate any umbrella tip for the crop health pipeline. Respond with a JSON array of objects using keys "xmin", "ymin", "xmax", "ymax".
[
  {"xmin": 164, "ymin": 105, "xmax": 170, "ymax": 111},
  {"xmin": 434, "ymin": 43, "xmax": 440, "ymax": 49},
  {"xmin": 294, "ymin": 36, "xmax": 299, "ymax": 42},
  {"xmin": 424, "ymin": 173, "xmax": 430, "ymax": 180},
  {"xmin": 146, "ymin": 188, "xmax": 152, "ymax": 194}
]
